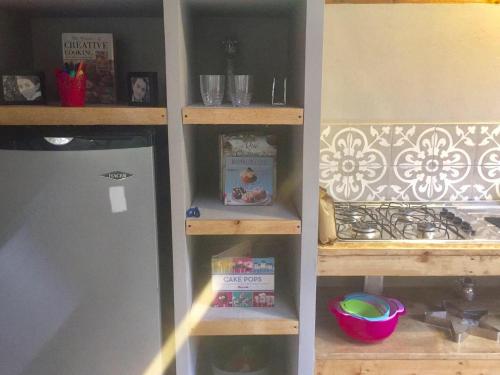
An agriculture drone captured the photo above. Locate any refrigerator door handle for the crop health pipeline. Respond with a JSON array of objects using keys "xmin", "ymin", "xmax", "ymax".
[{"xmin": 44, "ymin": 137, "xmax": 74, "ymax": 146}]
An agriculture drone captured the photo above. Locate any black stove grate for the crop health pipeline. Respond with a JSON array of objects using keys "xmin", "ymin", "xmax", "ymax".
[{"xmin": 334, "ymin": 202, "xmax": 472, "ymax": 241}]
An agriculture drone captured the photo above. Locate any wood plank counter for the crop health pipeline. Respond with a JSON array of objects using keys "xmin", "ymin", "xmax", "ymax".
[
  {"xmin": 318, "ymin": 241, "xmax": 500, "ymax": 276},
  {"xmin": 326, "ymin": 0, "xmax": 500, "ymax": 3},
  {"xmin": 316, "ymin": 287, "xmax": 500, "ymax": 375}
]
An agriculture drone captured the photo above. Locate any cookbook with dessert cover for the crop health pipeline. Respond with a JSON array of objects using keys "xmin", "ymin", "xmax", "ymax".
[
  {"xmin": 211, "ymin": 241, "xmax": 275, "ymax": 308},
  {"xmin": 220, "ymin": 133, "xmax": 277, "ymax": 206}
]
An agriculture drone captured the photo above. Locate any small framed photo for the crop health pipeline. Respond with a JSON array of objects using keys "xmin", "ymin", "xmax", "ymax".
[
  {"xmin": 0, "ymin": 72, "xmax": 45, "ymax": 105},
  {"xmin": 128, "ymin": 72, "xmax": 158, "ymax": 107}
]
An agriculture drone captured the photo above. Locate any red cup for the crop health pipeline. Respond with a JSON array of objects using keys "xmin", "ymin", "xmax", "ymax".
[{"xmin": 56, "ymin": 70, "xmax": 87, "ymax": 107}]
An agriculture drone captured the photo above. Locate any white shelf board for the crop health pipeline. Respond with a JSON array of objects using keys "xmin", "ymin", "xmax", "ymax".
[
  {"xmin": 186, "ymin": 195, "xmax": 302, "ymax": 235},
  {"xmin": 191, "ymin": 293, "xmax": 299, "ymax": 336}
]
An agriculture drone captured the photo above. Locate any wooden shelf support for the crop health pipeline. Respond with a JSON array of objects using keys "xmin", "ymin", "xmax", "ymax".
[
  {"xmin": 182, "ymin": 106, "xmax": 304, "ymax": 125},
  {"xmin": 0, "ymin": 105, "xmax": 168, "ymax": 126},
  {"xmin": 186, "ymin": 196, "xmax": 302, "ymax": 235},
  {"xmin": 190, "ymin": 295, "xmax": 299, "ymax": 336}
]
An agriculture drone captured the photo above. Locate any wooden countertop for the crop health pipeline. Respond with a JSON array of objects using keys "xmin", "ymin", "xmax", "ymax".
[
  {"xmin": 320, "ymin": 240, "xmax": 500, "ymax": 253},
  {"xmin": 316, "ymin": 287, "xmax": 500, "ymax": 374},
  {"xmin": 318, "ymin": 241, "xmax": 500, "ymax": 276}
]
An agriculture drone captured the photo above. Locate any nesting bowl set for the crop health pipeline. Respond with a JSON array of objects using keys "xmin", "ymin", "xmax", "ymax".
[{"xmin": 328, "ymin": 292, "xmax": 405, "ymax": 343}]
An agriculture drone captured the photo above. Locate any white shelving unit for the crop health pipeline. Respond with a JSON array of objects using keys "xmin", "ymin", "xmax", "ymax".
[{"xmin": 164, "ymin": 0, "xmax": 323, "ymax": 374}]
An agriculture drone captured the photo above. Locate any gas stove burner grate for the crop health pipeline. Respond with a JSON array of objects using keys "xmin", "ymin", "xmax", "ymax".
[
  {"xmin": 353, "ymin": 222, "xmax": 378, "ymax": 233},
  {"xmin": 394, "ymin": 208, "xmax": 420, "ymax": 223},
  {"xmin": 405, "ymin": 220, "xmax": 451, "ymax": 240},
  {"xmin": 335, "ymin": 204, "xmax": 371, "ymax": 224},
  {"xmin": 416, "ymin": 222, "xmax": 439, "ymax": 240},
  {"xmin": 418, "ymin": 222, "xmax": 437, "ymax": 232},
  {"xmin": 330, "ymin": 201, "xmax": 492, "ymax": 241},
  {"xmin": 351, "ymin": 222, "xmax": 382, "ymax": 240}
]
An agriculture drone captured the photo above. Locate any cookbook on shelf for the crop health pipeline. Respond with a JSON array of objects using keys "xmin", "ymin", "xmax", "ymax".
[
  {"xmin": 220, "ymin": 133, "xmax": 277, "ymax": 206},
  {"xmin": 212, "ymin": 241, "xmax": 275, "ymax": 308}
]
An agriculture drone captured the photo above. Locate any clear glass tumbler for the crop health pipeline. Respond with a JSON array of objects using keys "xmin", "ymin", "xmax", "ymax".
[
  {"xmin": 272, "ymin": 76, "xmax": 287, "ymax": 106},
  {"xmin": 231, "ymin": 75, "xmax": 253, "ymax": 107},
  {"xmin": 200, "ymin": 75, "xmax": 225, "ymax": 106}
]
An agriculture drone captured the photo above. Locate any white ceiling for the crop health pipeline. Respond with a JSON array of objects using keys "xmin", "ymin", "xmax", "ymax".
[{"xmin": 0, "ymin": 0, "xmax": 163, "ymax": 17}]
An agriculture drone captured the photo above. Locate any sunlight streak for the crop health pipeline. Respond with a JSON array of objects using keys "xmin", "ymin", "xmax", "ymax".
[{"xmin": 142, "ymin": 280, "xmax": 215, "ymax": 375}]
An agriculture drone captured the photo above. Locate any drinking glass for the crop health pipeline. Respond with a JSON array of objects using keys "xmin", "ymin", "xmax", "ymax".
[
  {"xmin": 200, "ymin": 75, "xmax": 225, "ymax": 106},
  {"xmin": 272, "ymin": 76, "xmax": 287, "ymax": 106},
  {"xmin": 231, "ymin": 75, "xmax": 253, "ymax": 107}
]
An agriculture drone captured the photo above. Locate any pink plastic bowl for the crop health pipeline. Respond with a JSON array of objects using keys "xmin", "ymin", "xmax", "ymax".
[{"xmin": 328, "ymin": 296, "xmax": 405, "ymax": 343}]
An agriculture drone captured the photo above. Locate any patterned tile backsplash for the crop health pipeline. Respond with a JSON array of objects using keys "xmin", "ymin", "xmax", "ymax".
[{"xmin": 319, "ymin": 124, "xmax": 500, "ymax": 202}]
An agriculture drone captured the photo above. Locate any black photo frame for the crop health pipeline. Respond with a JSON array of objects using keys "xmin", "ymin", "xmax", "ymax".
[
  {"xmin": 128, "ymin": 72, "xmax": 158, "ymax": 107},
  {"xmin": 0, "ymin": 72, "xmax": 46, "ymax": 105}
]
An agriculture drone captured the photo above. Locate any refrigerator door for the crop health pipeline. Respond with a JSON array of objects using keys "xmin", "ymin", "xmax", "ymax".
[{"xmin": 0, "ymin": 141, "xmax": 162, "ymax": 375}]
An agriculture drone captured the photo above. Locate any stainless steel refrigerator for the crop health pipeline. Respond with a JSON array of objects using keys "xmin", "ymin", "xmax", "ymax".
[{"xmin": 0, "ymin": 129, "xmax": 163, "ymax": 375}]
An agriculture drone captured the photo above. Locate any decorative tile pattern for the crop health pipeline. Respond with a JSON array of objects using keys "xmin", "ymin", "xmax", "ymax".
[
  {"xmin": 320, "ymin": 123, "xmax": 499, "ymax": 202},
  {"xmin": 319, "ymin": 126, "xmax": 390, "ymax": 201},
  {"xmin": 350, "ymin": 125, "xmax": 393, "ymax": 163},
  {"xmin": 388, "ymin": 165, "xmax": 472, "ymax": 201},
  {"xmin": 473, "ymin": 165, "xmax": 500, "ymax": 200},
  {"xmin": 319, "ymin": 124, "xmax": 348, "ymax": 196},
  {"xmin": 433, "ymin": 125, "xmax": 476, "ymax": 166},
  {"xmin": 473, "ymin": 125, "xmax": 500, "ymax": 200},
  {"xmin": 391, "ymin": 125, "xmax": 435, "ymax": 166},
  {"xmin": 387, "ymin": 167, "xmax": 415, "ymax": 201},
  {"xmin": 442, "ymin": 166, "xmax": 474, "ymax": 201},
  {"xmin": 476, "ymin": 124, "xmax": 500, "ymax": 165}
]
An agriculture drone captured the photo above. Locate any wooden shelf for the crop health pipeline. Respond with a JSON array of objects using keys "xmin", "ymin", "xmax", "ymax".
[
  {"xmin": 318, "ymin": 241, "xmax": 500, "ymax": 276},
  {"xmin": 186, "ymin": 196, "xmax": 301, "ymax": 235},
  {"xmin": 182, "ymin": 105, "xmax": 304, "ymax": 125},
  {"xmin": 0, "ymin": 105, "xmax": 167, "ymax": 126},
  {"xmin": 190, "ymin": 294, "xmax": 299, "ymax": 336},
  {"xmin": 316, "ymin": 287, "xmax": 500, "ymax": 374}
]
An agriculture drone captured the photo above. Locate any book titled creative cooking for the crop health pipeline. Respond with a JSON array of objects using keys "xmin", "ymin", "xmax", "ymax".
[
  {"xmin": 220, "ymin": 133, "xmax": 277, "ymax": 206},
  {"xmin": 62, "ymin": 33, "xmax": 116, "ymax": 104}
]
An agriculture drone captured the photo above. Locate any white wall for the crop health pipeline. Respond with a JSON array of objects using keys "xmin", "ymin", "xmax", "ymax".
[
  {"xmin": 322, "ymin": 4, "xmax": 500, "ymax": 124},
  {"xmin": 0, "ymin": 11, "xmax": 33, "ymax": 72}
]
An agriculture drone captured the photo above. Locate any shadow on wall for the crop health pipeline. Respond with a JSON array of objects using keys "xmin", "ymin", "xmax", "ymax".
[{"xmin": 319, "ymin": 123, "xmax": 500, "ymax": 202}]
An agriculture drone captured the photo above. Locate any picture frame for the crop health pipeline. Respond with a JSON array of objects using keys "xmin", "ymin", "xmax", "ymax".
[
  {"xmin": 0, "ymin": 72, "xmax": 46, "ymax": 105},
  {"xmin": 127, "ymin": 72, "xmax": 158, "ymax": 107}
]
